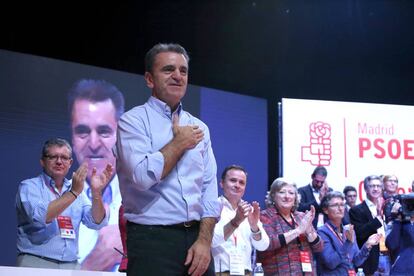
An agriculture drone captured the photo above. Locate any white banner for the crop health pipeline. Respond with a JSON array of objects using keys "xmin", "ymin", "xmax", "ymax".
[{"xmin": 281, "ymin": 98, "xmax": 414, "ymax": 203}]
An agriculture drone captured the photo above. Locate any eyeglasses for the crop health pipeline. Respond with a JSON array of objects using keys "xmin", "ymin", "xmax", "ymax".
[
  {"xmin": 346, "ymin": 195, "xmax": 357, "ymax": 198},
  {"xmin": 368, "ymin": 184, "xmax": 382, "ymax": 189},
  {"xmin": 328, "ymin": 203, "xmax": 346, "ymax": 209},
  {"xmin": 44, "ymin": 155, "xmax": 72, "ymax": 163}
]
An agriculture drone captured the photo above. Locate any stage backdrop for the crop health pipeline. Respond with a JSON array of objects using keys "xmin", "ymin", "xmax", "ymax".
[
  {"xmin": 281, "ymin": 98, "xmax": 414, "ymax": 202},
  {"xmin": 0, "ymin": 49, "xmax": 268, "ymax": 268}
]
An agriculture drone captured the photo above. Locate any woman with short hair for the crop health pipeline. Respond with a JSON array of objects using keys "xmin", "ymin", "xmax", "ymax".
[
  {"xmin": 257, "ymin": 177, "xmax": 323, "ymax": 275},
  {"xmin": 316, "ymin": 191, "xmax": 380, "ymax": 275}
]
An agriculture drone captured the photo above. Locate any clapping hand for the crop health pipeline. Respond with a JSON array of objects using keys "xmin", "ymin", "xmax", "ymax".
[
  {"xmin": 248, "ymin": 201, "xmax": 261, "ymax": 230},
  {"xmin": 365, "ymin": 233, "xmax": 381, "ymax": 249},
  {"xmin": 90, "ymin": 164, "xmax": 113, "ymax": 196},
  {"xmin": 233, "ymin": 200, "xmax": 252, "ymax": 226},
  {"xmin": 71, "ymin": 163, "xmax": 88, "ymax": 195},
  {"xmin": 298, "ymin": 205, "xmax": 315, "ymax": 234},
  {"xmin": 343, "ymin": 224, "xmax": 355, "ymax": 242}
]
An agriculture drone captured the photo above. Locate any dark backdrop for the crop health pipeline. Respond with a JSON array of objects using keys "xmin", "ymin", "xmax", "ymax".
[{"xmin": 1, "ymin": 0, "xmax": 414, "ymax": 213}]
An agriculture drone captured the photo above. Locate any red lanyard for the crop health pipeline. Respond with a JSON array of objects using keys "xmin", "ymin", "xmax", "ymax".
[
  {"xmin": 278, "ymin": 212, "xmax": 305, "ymax": 250},
  {"xmin": 278, "ymin": 212, "xmax": 297, "ymax": 229},
  {"xmin": 42, "ymin": 175, "xmax": 61, "ymax": 199},
  {"xmin": 325, "ymin": 222, "xmax": 356, "ymax": 270},
  {"xmin": 326, "ymin": 223, "xmax": 344, "ymax": 245}
]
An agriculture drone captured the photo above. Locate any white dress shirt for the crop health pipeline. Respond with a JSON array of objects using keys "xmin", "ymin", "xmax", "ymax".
[
  {"xmin": 212, "ymin": 196, "xmax": 269, "ymax": 272},
  {"xmin": 365, "ymin": 198, "xmax": 385, "ymax": 236}
]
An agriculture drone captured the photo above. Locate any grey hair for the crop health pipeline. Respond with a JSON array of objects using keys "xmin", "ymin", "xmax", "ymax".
[
  {"xmin": 145, "ymin": 43, "xmax": 190, "ymax": 73},
  {"xmin": 265, "ymin": 177, "xmax": 300, "ymax": 211},
  {"xmin": 320, "ymin": 191, "xmax": 345, "ymax": 210},
  {"xmin": 363, "ymin": 175, "xmax": 382, "ymax": 190},
  {"xmin": 41, "ymin": 138, "xmax": 72, "ymax": 159}
]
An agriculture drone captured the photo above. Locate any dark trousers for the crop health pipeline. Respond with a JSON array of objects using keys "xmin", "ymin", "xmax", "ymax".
[{"xmin": 127, "ymin": 221, "xmax": 215, "ymax": 276}]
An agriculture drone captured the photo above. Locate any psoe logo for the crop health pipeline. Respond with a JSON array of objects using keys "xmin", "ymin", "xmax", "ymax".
[{"xmin": 301, "ymin": 121, "xmax": 332, "ymax": 166}]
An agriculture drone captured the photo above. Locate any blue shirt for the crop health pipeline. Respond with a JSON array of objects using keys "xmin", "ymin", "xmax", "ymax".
[
  {"xmin": 16, "ymin": 173, "xmax": 108, "ymax": 262},
  {"xmin": 316, "ymin": 220, "xmax": 370, "ymax": 275},
  {"xmin": 115, "ymin": 96, "xmax": 220, "ymax": 225}
]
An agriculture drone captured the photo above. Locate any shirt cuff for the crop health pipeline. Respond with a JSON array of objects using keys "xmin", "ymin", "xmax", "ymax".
[{"xmin": 146, "ymin": 151, "xmax": 164, "ymax": 182}]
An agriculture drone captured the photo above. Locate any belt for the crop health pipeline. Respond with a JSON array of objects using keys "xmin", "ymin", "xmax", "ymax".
[
  {"xmin": 169, "ymin": 220, "xmax": 199, "ymax": 228},
  {"xmin": 221, "ymin": 270, "xmax": 251, "ymax": 276},
  {"xmin": 19, "ymin": 253, "xmax": 77, "ymax": 264},
  {"xmin": 128, "ymin": 220, "xmax": 200, "ymax": 229}
]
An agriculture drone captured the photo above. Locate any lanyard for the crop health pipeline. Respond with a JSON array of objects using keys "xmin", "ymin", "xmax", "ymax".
[
  {"xmin": 326, "ymin": 223, "xmax": 344, "ymax": 245},
  {"xmin": 233, "ymin": 233, "xmax": 237, "ymax": 247},
  {"xmin": 42, "ymin": 174, "xmax": 61, "ymax": 199},
  {"xmin": 278, "ymin": 212, "xmax": 297, "ymax": 229},
  {"xmin": 325, "ymin": 222, "xmax": 355, "ymax": 268},
  {"xmin": 278, "ymin": 212, "xmax": 304, "ymax": 250}
]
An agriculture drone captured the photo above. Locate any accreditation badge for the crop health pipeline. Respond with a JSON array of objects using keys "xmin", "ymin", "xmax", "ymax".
[
  {"xmin": 229, "ymin": 248, "xmax": 245, "ymax": 275},
  {"xmin": 300, "ymin": 251, "xmax": 312, "ymax": 273},
  {"xmin": 348, "ymin": 269, "xmax": 356, "ymax": 276},
  {"xmin": 57, "ymin": 216, "xmax": 76, "ymax": 239}
]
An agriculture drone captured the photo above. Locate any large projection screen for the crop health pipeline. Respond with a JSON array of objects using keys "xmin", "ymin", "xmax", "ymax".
[
  {"xmin": 0, "ymin": 49, "xmax": 268, "ymax": 268},
  {"xmin": 281, "ymin": 98, "xmax": 414, "ymax": 202}
]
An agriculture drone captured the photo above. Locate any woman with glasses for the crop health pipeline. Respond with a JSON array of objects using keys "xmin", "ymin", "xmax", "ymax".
[
  {"xmin": 316, "ymin": 191, "xmax": 380, "ymax": 275},
  {"xmin": 256, "ymin": 178, "xmax": 323, "ymax": 275}
]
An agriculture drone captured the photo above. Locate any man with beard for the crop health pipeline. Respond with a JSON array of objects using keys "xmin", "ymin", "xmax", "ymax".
[{"xmin": 298, "ymin": 166, "xmax": 331, "ymax": 228}]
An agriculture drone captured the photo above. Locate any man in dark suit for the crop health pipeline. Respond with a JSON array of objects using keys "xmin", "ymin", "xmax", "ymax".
[
  {"xmin": 343, "ymin": 185, "xmax": 357, "ymax": 225},
  {"xmin": 298, "ymin": 166, "xmax": 330, "ymax": 228},
  {"xmin": 349, "ymin": 175, "xmax": 384, "ymax": 275}
]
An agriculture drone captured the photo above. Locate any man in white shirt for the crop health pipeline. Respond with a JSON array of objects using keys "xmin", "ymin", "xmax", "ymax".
[
  {"xmin": 297, "ymin": 166, "xmax": 331, "ymax": 228},
  {"xmin": 349, "ymin": 175, "xmax": 385, "ymax": 275},
  {"xmin": 68, "ymin": 79, "xmax": 125, "ymax": 271},
  {"xmin": 212, "ymin": 165, "xmax": 269, "ymax": 276}
]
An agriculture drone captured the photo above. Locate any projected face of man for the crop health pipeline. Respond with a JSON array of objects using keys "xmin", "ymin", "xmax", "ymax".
[{"xmin": 71, "ymin": 98, "xmax": 117, "ymax": 180}]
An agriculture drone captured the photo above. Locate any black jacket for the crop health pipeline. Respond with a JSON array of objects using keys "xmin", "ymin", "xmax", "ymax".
[{"xmin": 349, "ymin": 201, "xmax": 382, "ymax": 275}]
